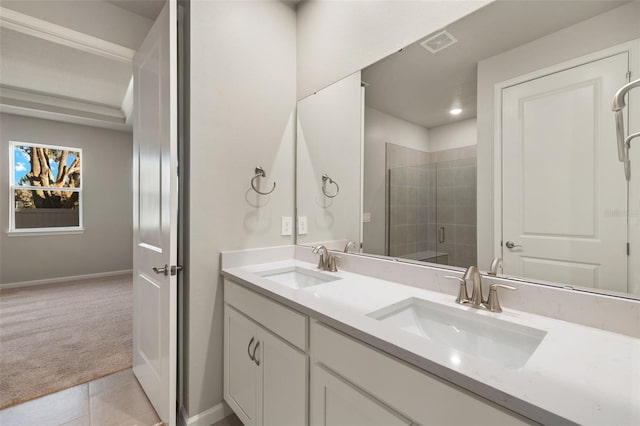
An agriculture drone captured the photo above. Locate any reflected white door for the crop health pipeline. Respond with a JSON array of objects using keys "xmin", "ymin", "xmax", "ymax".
[
  {"xmin": 132, "ymin": 1, "xmax": 178, "ymax": 425},
  {"xmin": 502, "ymin": 53, "xmax": 629, "ymax": 292}
]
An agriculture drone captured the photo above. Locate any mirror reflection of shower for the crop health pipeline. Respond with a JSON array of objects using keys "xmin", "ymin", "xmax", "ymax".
[{"xmin": 385, "ymin": 143, "xmax": 477, "ymax": 268}]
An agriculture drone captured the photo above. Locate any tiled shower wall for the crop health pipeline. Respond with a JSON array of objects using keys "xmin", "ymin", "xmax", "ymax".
[
  {"xmin": 434, "ymin": 146, "xmax": 477, "ymax": 268},
  {"xmin": 387, "ymin": 144, "xmax": 433, "ymax": 259},
  {"xmin": 387, "ymin": 143, "xmax": 477, "ymax": 268}
]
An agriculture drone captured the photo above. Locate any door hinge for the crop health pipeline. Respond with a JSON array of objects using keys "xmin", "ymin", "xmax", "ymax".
[
  {"xmin": 627, "ymin": 71, "xmax": 632, "ymax": 82},
  {"xmin": 627, "ymin": 242, "xmax": 630, "ymax": 256},
  {"xmin": 171, "ymin": 265, "xmax": 184, "ymax": 276}
]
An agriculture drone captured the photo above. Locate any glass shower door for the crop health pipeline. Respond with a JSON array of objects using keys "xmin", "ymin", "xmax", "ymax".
[{"xmin": 388, "ymin": 164, "xmax": 440, "ymax": 263}]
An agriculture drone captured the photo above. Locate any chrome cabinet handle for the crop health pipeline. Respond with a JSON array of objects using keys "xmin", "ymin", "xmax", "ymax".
[
  {"xmin": 252, "ymin": 341, "xmax": 260, "ymax": 366},
  {"xmin": 505, "ymin": 241, "xmax": 522, "ymax": 249},
  {"xmin": 247, "ymin": 337, "xmax": 255, "ymax": 361},
  {"xmin": 439, "ymin": 227, "xmax": 445, "ymax": 244},
  {"xmin": 152, "ymin": 264, "xmax": 169, "ymax": 276}
]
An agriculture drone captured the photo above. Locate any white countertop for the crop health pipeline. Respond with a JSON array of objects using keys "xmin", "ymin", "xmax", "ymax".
[{"xmin": 222, "ymin": 258, "xmax": 640, "ymax": 426}]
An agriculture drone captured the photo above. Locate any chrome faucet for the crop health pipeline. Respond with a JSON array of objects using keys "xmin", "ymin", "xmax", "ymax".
[
  {"xmin": 343, "ymin": 241, "xmax": 358, "ymax": 253},
  {"xmin": 312, "ymin": 245, "xmax": 338, "ymax": 272},
  {"xmin": 446, "ymin": 265, "xmax": 516, "ymax": 313},
  {"xmin": 464, "ymin": 265, "xmax": 484, "ymax": 308},
  {"xmin": 487, "ymin": 257, "xmax": 503, "ymax": 276}
]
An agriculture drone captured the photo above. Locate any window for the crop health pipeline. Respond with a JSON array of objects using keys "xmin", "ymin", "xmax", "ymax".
[{"xmin": 9, "ymin": 142, "xmax": 82, "ymax": 232}]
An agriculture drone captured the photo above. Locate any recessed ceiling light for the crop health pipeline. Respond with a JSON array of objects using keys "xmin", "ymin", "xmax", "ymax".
[{"xmin": 450, "ymin": 108, "xmax": 462, "ymax": 116}]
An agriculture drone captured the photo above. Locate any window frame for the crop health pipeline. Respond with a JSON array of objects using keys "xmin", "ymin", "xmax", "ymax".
[{"xmin": 8, "ymin": 141, "xmax": 84, "ymax": 234}]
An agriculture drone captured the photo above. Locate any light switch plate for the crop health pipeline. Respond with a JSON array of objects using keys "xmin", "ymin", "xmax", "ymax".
[
  {"xmin": 281, "ymin": 216, "xmax": 292, "ymax": 236},
  {"xmin": 298, "ymin": 216, "xmax": 308, "ymax": 235},
  {"xmin": 362, "ymin": 212, "xmax": 371, "ymax": 223}
]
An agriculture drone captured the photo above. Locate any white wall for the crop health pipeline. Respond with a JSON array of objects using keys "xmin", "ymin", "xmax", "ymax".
[
  {"xmin": 428, "ymin": 118, "xmax": 477, "ymax": 152},
  {"xmin": 185, "ymin": 0, "xmax": 297, "ymax": 418},
  {"xmin": 476, "ymin": 2, "xmax": 640, "ymax": 269},
  {"xmin": 297, "ymin": 72, "xmax": 362, "ymax": 247},
  {"xmin": 296, "ymin": 0, "xmax": 492, "ymax": 99},
  {"xmin": 0, "ymin": 113, "xmax": 133, "ymax": 284},
  {"xmin": 363, "ymin": 106, "xmax": 430, "ymax": 255}
]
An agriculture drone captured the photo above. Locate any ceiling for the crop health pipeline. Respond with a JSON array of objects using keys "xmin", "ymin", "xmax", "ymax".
[
  {"xmin": 0, "ymin": 0, "xmax": 161, "ymax": 131},
  {"xmin": 362, "ymin": 0, "xmax": 630, "ymax": 129},
  {"xmin": 0, "ymin": 28, "xmax": 133, "ymax": 108},
  {"xmin": 106, "ymin": 0, "xmax": 165, "ymax": 20}
]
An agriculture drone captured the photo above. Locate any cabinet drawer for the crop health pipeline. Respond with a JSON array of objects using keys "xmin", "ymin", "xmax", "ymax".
[
  {"xmin": 311, "ymin": 364, "xmax": 412, "ymax": 426},
  {"xmin": 311, "ymin": 321, "xmax": 536, "ymax": 426},
  {"xmin": 225, "ymin": 279, "xmax": 308, "ymax": 350}
]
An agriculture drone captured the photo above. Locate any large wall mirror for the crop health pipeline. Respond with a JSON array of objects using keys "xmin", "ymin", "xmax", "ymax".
[{"xmin": 296, "ymin": 0, "xmax": 640, "ymax": 299}]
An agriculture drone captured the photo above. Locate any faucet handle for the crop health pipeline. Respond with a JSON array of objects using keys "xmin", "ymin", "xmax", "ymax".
[
  {"xmin": 328, "ymin": 254, "xmax": 339, "ymax": 272},
  {"xmin": 444, "ymin": 276, "xmax": 469, "ymax": 304},
  {"xmin": 486, "ymin": 283, "xmax": 516, "ymax": 313}
]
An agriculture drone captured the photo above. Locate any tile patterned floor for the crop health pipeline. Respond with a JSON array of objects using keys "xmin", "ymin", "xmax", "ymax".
[{"xmin": 0, "ymin": 369, "xmax": 162, "ymax": 426}]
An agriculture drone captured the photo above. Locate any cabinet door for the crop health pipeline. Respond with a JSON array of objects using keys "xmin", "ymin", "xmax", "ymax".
[
  {"xmin": 310, "ymin": 364, "xmax": 412, "ymax": 426},
  {"xmin": 224, "ymin": 306, "xmax": 259, "ymax": 426},
  {"xmin": 258, "ymin": 328, "xmax": 308, "ymax": 426}
]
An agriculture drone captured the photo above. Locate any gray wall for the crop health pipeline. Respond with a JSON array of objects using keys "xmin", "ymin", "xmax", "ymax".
[
  {"xmin": 0, "ymin": 113, "xmax": 133, "ymax": 284},
  {"xmin": 476, "ymin": 2, "xmax": 640, "ymax": 269},
  {"xmin": 185, "ymin": 0, "xmax": 297, "ymax": 417}
]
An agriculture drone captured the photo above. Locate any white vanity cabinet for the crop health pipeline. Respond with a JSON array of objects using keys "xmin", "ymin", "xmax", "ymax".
[
  {"xmin": 310, "ymin": 321, "xmax": 537, "ymax": 426},
  {"xmin": 311, "ymin": 363, "xmax": 414, "ymax": 426},
  {"xmin": 223, "ymin": 280, "xmax": 309, "ymax": 426},
  {"xmin": 223, "ymin": 277, "xmax": 536, "ymax": 426}
]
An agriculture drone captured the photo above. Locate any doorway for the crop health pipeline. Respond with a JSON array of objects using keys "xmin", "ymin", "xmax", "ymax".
[{"xmin": 499, "ymin": 45, "xmax": 636, "ymax": 293}]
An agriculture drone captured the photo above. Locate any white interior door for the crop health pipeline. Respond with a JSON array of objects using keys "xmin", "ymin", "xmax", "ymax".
[
  {"xmin": 502, "ymin": 53, "xmax": 629, "ymax": 292},
  {"xmin": 132, "ymin": 1, "xmax": 178, "ymax": 424}
]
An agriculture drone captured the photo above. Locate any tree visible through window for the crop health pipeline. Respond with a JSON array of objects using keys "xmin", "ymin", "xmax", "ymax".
[{"xmin": 10, "ymin": 142, "xmax": 82, "ymax": 231}]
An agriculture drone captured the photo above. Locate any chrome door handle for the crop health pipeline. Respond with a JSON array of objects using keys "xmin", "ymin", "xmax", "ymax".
[
  {"xmin": 505, "ymin": 241, "xmax": 522, "ymax": 249},
  {"xmin": 247, "ymin": 337, "xmax": 255, "ymax": 361},
  {"xmin": 152, "ymin": 264, "xmax": 169, "ymax": 276},
  {"xmin": 252, "ymin": 341, "xmax": 260, "ymax": 366},
  {"xmin": 439, "ymin": 227, "xmax": 445, "ymax": 244}
]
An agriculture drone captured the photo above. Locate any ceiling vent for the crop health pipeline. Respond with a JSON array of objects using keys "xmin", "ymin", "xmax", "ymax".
[{"xmin": 420, "ymin": 30, "xmax": 457, "ymax": 54}]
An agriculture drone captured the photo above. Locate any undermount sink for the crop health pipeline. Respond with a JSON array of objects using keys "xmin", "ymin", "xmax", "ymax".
[
  {"xmin": 368, "ymin": 298, "xmax": 546, "ymax": 369},
  {"xmin": 257, "ymin": 266, "xmax": 341, "ymax": 290}
]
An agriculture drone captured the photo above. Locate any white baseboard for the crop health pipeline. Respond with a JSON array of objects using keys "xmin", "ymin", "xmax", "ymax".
[
  {"xmin": 0, "ymin": 269, "xmax": 133, "ymax": 290},
  {"xmin": 179, "ymin": 402, "xmax": 233, "ymax": 426}
]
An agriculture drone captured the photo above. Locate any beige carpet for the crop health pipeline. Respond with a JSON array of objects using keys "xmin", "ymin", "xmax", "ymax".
[{"xmin": 0, "ymin": 274, "xmax": 133, "ymax": 409}]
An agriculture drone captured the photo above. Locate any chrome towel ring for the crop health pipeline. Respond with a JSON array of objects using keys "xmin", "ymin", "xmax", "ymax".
[
  {"xmin": 251, "ymin": 166, "xmax": 276, "ymax": 195},
  {"xmin": 321, "ymin": 174, "xmax": 339, "ymax": 198}
]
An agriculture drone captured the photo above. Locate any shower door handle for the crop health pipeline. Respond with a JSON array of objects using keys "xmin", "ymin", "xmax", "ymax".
[{"xmin": 439, "ymin": 227, "xmax": 445, "ymax": 244}]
